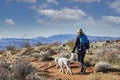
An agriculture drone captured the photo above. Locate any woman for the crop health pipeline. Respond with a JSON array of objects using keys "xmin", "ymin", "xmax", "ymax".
[{"xmin": 72, "ymin": 28, "xmax": 88, "ymax": 73}]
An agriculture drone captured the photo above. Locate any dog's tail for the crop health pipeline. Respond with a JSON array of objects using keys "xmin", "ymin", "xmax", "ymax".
[{"xmin": 68, "ymin": 53, "xmax": 74, "ymax": 61}]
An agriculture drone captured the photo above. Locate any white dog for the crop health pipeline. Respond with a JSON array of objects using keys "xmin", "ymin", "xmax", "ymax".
[{"xmin": 55, "ymin": 53, "xmax": 74, "ymax": 75}]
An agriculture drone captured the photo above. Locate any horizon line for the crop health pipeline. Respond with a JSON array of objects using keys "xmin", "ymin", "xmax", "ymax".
[{"xmin": 0, "ymin": 33, "xmax": 120, "ymax": 39}]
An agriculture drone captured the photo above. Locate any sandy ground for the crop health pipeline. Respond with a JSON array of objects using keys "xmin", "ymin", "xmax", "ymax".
[
  {"xmin": 7, "ymin": 56, "xmax": 120, "ymax": 80},
  {"xmin": 28, "ymin": 57, "xmax": 119, "ymax": 80}
]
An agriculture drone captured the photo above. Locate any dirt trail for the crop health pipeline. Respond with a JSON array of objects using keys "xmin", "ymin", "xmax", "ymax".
[
  {"xmin": 29, "ymin": 57, "xmax": 93, "ymax": 80},
  {"xmin": 26, "ymin": 57, "xmax": 120, "ymax": 80},
  {"xmin": 47, "ymin": 63, "xmax": 93, "ymax": 80}
]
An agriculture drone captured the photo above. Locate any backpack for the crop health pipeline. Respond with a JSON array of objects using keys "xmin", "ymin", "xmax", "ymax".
[{"xmin": 79, "ymin": 35, "xmax": 90, "ymax": 49}]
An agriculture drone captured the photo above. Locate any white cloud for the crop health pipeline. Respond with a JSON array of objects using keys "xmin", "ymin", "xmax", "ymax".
[
  {"xmin": 17, "ymin": 0, "xmax": 37, "ymax": 3},
  {"xmin": 30, "ymin": 3, "xmax": 50, "ymax": 10},
  {"xmin": 73, "ymin": 16, "xmax": 120, "ymax": 37},
  {"xmin": 30, "ymin": 0, "xmax": 58, "ymax": 10},
  {"xmin": 47, "ymin": 0, "xmax": 58, "ymax": 5},
  {"xmin": 109, "ymin": 0, "xmax": 120, "ymax": 13},
  {"xmin": 6, "ymin": 0, "xmax": 37, "ymax": 4},
  {"xmin": 36, "ymin": 18, "xmax": 45, "ymax": 24},
  {"xmin": 4, "ymin": 19, "xmax": 15, "ymax": 25},
  {"xmin": 37, "ymin": 8, "xmax": 86, "ymax": 24},
  {"xmin": 101, "ymin": 16, "xmax": 120, "ymax": 25},
  {"xmin": 71, "ymin": 0, "xmax": 100, "ymax": 3}
]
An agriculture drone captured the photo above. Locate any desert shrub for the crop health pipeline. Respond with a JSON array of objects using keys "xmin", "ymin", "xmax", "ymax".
[
  {"xmin": 0, "ymin": 60, "xmax": 10, "ymax": 70},
  {"xmin": 97, "ymin": 49, "xmax": 119, "ymax": 69},
  {"xmin": 25, "ymin": 73, "xmax": 39, "ymax": 80},
  {"xmin": 94, "ymin": 42, "xmax": 120, "ymax": 69},
  {"xmin": 25, "ymin": 70, "xmax": 52, "ymax": 80},
  {"xmin": 23, "ymin": 47, "xmax": 35, "ymax": 55},
  {"xmin": 65, "ymin": 41, "xmax": 74, "ymax": 49},
  {"xmin": 48, "ymin": 49, "xmax": 56, "ymax": 56},
  {"xmin": 106, "ymin": 40, "xmax": 111, "ymax": 43},
  {"xmin": 0, "ymin": 50, "xmax": 6, "ymax": 54},
  {"xmin": 87, "ymin": 73, "xmax": 118, "ymax": 80},
  {"xmin": 0, "ymin": 67, "xmax": 11, "ymax": 80},
  {"xmin": 11, "ymin": 61, "xmax": 36, "ymax": 80},
  {"xmin": 84, "ymin": 55, "xmax": 93, "ymax": 67},
  {"xmin": 6, "ymin": 46, "xmax": 16, "ymax": 51},
  {"xmin": 35, "ymin": 42, "xmax": 42, "ymax": 46},
  {"xmin": 105, "ymin": 52, "xmax": 120, "ymax": 65},
  {"xmin": 40, "ymin": 55, "xmax": 54, "ymax": 61},
  {"xmin": 39, "ymin": 45, "xmax": 51, "ymax": 52},
  {"xmin": 94, "ymin": 62, "xmax": 111, "ymax": 72},
  {"xmin": 53, "ymin": 42, "xmax": 61, "ymax": 45},
  {"xmin": 25, "ymin": 73, "xmax": 49, "ymax": 80},
  {"xmin": 84, "ymin": 54, "xmax": 99, "ymax": 67},
  {"xmin": 6, "ymin": 46, "xmax": 18, "ymax": 55},
  {"xmin": 31, "ymin": 51, "xmax": 54, "ymax": 61},
  {"xmin": 30, "ymin": 53, "xmax": 41, "ymax": 59},
  {"xmin": 40, "ymin": 52, "xmax": 54, "ymax": 61}
]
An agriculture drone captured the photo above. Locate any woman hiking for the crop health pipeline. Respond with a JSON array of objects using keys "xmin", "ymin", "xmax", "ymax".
[{"xmin": 72, "ymin": 28, "xmax": 89, "ymax": 73}]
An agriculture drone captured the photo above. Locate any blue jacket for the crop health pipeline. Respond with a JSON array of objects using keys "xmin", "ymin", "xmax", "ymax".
[{"xmin": 72, "ymin": 34, "xmax": 87, "ymax": 52}]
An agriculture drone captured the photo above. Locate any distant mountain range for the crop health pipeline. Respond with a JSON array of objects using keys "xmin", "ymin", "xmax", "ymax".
[{"xmin": 0, "ymin": 34, "xmax": 120, "ymax": 50}]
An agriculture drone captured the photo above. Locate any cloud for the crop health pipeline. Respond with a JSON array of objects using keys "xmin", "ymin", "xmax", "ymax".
[
  {"xmin": 101, "ymin": 16, "xmax": 120, "ymax": 25},
  {"xmin": 4, "ymin": 19, "xmax": 15, "ymax": 25},
  {"xmin": 35, "ymin": 18, "xmax": 45, "ymax": 24},
  {"xmin": 109, "ymin": 0, "xmax": 120, "ymax": 13},
  {"xmin": 30, "ymin": 0, "xmax": 58, "ymax": 10},
  {"xmin": 73, "ymin": 16, "xmax": 120, "ymax": 37},
  {"xmin": 17, "ymin": 0, "xmax": 37, "ymax": 3},
  {"xmin": 36, "ymin": 8, "xmax": 86, "ymax": 24},
  {"xmin": 6, "ymin": 0, "xmax": 37, "ymax": 4},
  {"xmin": 46, "ymin": 0, "xmax": 58, "ymax": 5},
  {"xmin": 71, "ymin": 0, "xmax": 101, "ymax": 3}
]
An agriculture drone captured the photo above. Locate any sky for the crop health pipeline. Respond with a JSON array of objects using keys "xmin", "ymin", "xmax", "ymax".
[{"xmin": 0, "ymin": 0, "xmax": 120, "ymax": 38}]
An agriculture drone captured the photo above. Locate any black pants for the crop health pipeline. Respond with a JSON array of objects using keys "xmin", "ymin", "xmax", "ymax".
[{"xmin": 77, "ymin": 50, "xmax": 86, "ymax": 72}]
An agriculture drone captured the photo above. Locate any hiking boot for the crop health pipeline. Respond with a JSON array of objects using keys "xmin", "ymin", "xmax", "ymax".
[
  {"xmin": 83, "ymin": 66, "xmax": 86, "ymax": 73},
  {"xmin": 79, "ymin": 71, "xmax": 84, "ymax": 74}
]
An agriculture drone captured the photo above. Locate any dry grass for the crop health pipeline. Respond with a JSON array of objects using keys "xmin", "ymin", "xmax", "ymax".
[
  {"xmin": 23, "ymin": 47, "xmax": 35, "ymax": 55},
  {"xmin": 0, "ymin": 67, "xmax": 11, "ymax": 80},
  {"xmin": 84, "ymin": 55, "xmax": 94, "ymax": 67},
  {"xmin": 0, "ymin": 60, "xmax": 10, "ymax": 70},
  {"xmin": 25, "ymin": 73, "xmax": 49, "ymax": 80},
  {"xmin": 11, "ymin": 61, "xmax": 36, "ymax": 80},
  {"xmin": 0, "ymin": 59, "xmax": 51, "ymax": 80},
  {"xmin": 65, "ymin": 40, "xmax": 74, "ymax": 49},
  {"xmin": 0, "ymin": 40, "xmax": 119, "ymax": 80},
  {"xmin": 6, "ymin": 46, "xmax": 20, "ymax": 55},
  {"xmin": 87, "ymin": 73, "xmax": 119, "ymax": 80},
  {"xmin": 89, "ymin": 40, "xmax": 120, "ymax": 70}
]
